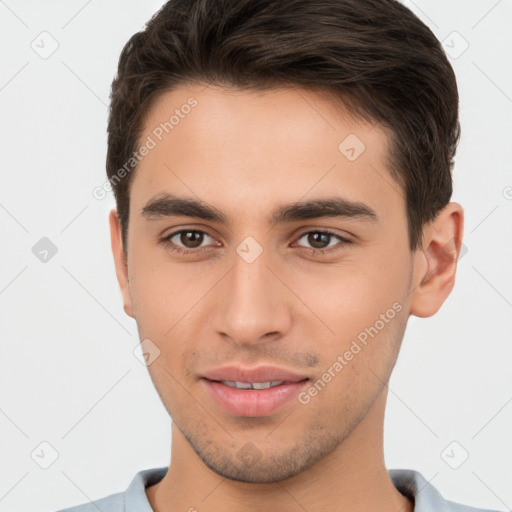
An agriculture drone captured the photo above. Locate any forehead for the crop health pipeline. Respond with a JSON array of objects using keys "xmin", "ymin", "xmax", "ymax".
[{"xmin": 129, "ymin": 83, "xmax": 403, "ymax": 224}]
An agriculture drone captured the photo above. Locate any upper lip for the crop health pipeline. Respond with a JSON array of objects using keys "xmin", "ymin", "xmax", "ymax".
[{"xmin": 202, "ymin": 365, "xmax": 309, "ymax": 383}]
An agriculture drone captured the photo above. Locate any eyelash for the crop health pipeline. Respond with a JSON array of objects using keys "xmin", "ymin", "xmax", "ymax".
[{"xmin": 160, "ymin": 229, "xmax": 352, "ymax": 256}]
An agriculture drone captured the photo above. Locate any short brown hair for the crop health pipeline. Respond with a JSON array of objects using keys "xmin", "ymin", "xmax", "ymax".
[{"xmin": 107, "ymin": 0, "xmax": 460, "ymax": 255}]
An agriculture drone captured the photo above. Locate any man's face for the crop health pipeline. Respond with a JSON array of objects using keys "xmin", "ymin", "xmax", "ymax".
[{"xmin": 116, "ymin": 83, "xmax": 417, "ymax": 482}]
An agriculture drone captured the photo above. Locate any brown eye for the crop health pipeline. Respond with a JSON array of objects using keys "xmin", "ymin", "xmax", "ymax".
[
  {"xmin": 296, "ymin": 230, "xmax": 347, "ymax": 252},
  {"xmin": 162, "ymin": 229, "xmax": 216, "ymax": 254},
  {"xmin": 305, "ymin": 232, "xmax": 331, "ymax": 249},
  {"xmin": 178, "ymin": 230, "xmax": 205, "ymax": 248}
]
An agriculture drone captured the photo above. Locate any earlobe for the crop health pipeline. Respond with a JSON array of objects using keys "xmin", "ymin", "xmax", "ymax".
[
  {"xmin": 409, "ymin": 202, "xmax": 464, "ymax": 318},
  {"xmin": 108, "ymin": 208, "xmax": 135, "ymax": 318}
]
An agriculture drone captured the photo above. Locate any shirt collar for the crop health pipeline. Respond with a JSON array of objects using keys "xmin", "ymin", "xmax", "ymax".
[
  {"xmin": 389, "ymin": 469, "xmax": 452, "ymax": 512},
  {"xmin": 124, "ymin": 466, "xmax": 452, "ymax": 512},
  {"xmin": 124, "ymin": 466, "xmax": 167, "ymax": 512}
]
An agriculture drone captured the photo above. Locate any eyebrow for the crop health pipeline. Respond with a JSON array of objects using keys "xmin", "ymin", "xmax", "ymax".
[{"xmin": 141, "ymin": 193, "xmax": 378, "ymax": 226}]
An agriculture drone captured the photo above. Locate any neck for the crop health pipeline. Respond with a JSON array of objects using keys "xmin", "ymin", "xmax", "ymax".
[{"xmin": 146, "ymin": 388, "xmax": 413, "ymax": 512}]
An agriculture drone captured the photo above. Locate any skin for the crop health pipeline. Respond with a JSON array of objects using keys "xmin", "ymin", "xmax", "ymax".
[{"xmin": 109, "ymin": 82, "xmax": 464, "ymax": 512}]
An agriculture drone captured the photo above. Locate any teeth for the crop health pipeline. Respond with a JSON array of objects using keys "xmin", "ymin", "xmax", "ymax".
[{"xmin": 221, "ymin": 380, "xmax": 284, "ymax": 390}]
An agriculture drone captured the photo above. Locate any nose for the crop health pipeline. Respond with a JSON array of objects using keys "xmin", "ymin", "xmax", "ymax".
[{"xmin": 209, "ymin": 247, "xmax": 293, "ymax": 347}]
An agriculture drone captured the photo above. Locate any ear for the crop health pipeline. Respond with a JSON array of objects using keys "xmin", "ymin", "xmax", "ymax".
[
  {"xmin": 109, "ymin": 208, "xmax": 134, "ymax": 318},
  {"xmin": 409, "ymin": 202, "xmax": 464, "ymax": 318}
]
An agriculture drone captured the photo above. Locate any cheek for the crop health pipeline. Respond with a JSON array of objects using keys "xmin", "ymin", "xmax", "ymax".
[
  {"xmin": 292, "ymin": 253, "xmax": 408, "ymax": 333},
  {"xmin": 285, "ymin": 249, "xmax": 410, "ymax": 390},
  {"xmin": 128, "ymin": 246, "xmax": 220, "ymax": 335}
]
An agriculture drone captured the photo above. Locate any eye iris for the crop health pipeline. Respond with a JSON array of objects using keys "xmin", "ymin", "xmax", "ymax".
[
  {"xmin": 180, "ymin": 231, "xmax": 203, "ymax": 248},
  {"xmin": 308, "ymin": 232, "xmax": 330, "ymax": 249}
]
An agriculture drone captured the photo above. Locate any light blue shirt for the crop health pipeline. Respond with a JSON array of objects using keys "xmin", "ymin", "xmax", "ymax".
[{"xmin": 55, "ymin": 467, "xmax": 501, "ymax": 512}]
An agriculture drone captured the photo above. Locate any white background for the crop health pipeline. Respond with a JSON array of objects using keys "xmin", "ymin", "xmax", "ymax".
[{"xmin": 0, "ymin": 1, "xmax": 511, "ymax": 511}]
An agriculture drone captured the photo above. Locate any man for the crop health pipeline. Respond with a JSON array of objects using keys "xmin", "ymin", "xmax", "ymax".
[{"xmin": 57, "ymin": 0, "xmax": 500, "ymax": 511}]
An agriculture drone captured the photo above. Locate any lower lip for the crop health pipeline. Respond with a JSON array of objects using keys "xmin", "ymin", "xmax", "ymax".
[{"xmin": 202, "ymin": 379, "xmax": 309, "ymax": 417}]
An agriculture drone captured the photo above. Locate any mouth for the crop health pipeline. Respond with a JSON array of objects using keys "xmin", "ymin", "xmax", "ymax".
[
  {"xmin": 200, "ymin": 366, "xmax": 310, "ymax": 417},
  {"xmin": 215, "ymin": 380, "xmax": 290, "ymax": 390}
]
